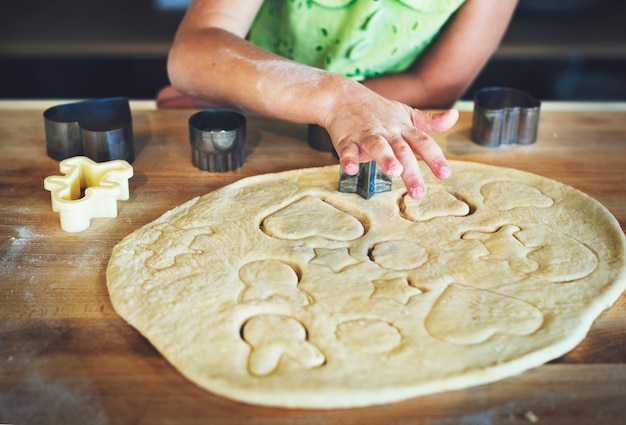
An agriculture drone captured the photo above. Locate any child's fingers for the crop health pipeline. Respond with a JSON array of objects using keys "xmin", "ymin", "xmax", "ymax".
[
  {"xmin": 352, "ymin": 133, "xmax": 404, "ymax": 178},
  {"xmin": 335, "ymin": 138, "xmax": 362, "ymax": 176},
  {"xmin": 402, "ymin": 126, "xmax": 451, "ymax": 181},
  {"xmin": 388, "ymin": 134, "xmax": 426, "ymax": 199}
]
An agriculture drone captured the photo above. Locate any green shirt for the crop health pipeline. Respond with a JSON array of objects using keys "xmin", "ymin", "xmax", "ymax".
[{"xmin": 249, "ymin": 0, "xmax": 466, "ymax": 81}]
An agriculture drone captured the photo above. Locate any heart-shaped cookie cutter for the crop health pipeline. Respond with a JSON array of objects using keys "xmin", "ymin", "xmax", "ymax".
[
  {"xmin": 471, "ymin": 87, "xmax": 541, "ymax": 147},
  {"xmin": 44, "ymin": 97, "xmax": 134, "ymax": 163}
]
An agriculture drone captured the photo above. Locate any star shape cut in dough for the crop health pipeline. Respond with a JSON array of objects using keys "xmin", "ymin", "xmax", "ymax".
[
  {"xmin": 371, "ymin": 277, "xmax": 422, "ymax": 305},
  {"xmin": 310, "ymin": 247, "xmax": 361, "ymax": 272}
]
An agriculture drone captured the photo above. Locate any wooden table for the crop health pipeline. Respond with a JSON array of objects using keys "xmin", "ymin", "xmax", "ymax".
[{"xmin": 1, "ymin": 102, "xmax": 625, "ymax": 424}]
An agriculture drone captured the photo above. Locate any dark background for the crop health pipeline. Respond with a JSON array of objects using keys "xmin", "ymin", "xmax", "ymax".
[{"xmin": 1, "ymin": 0, "xmax": 625, "ymax": 102}]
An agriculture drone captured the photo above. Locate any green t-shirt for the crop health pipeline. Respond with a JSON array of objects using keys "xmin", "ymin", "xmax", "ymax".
[{"xmin": 249, "ymin": 0, "xmax": 466, "ymax": 81}]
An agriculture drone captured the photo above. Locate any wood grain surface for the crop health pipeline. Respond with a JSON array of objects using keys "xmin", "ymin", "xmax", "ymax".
[{"xmin": 1, "ymin": 105, "xmax": 625, "ymax": 425}]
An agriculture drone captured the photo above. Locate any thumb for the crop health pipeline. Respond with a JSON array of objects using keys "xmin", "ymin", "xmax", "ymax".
[{"xmin": 411, "ymin": 108, "xmax": 459, "ymax": 133}]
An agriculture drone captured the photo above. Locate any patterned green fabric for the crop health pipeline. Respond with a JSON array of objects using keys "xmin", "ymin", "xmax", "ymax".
[{"xmin": 249, "ymin": 0, "xmax": 465, "ymax": 81}]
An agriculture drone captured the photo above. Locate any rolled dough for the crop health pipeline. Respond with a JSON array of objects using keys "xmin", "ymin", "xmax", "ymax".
[{"xmin": 106, "ymin": 160, "xmax": 626, "ymax": 408}]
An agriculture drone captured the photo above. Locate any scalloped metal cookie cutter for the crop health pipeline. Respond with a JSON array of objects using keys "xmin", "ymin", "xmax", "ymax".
[
  {"xmin": 471, "ymin": 87, "xmax": 541, "ymax": 147},
  {"xmin": 44, "ymin": 156, "xmax": 133, "ymax": 233},
  {"xmin": 189, "ymin": 110, "xmax": 247, "ymax": 172},
  {"xmin": 44, "ymin": 97, "xmax": 134, "ymax": 163}
]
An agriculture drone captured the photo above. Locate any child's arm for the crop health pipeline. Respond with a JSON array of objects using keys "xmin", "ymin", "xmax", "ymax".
[{"xmin": 167, "ymin": 0, "xmax": 458, "ymax": 199}]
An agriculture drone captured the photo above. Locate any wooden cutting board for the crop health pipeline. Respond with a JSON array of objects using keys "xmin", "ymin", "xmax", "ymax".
[{"xmin": 1, "ymin": 105, "xmax": 625, "ymax": 424}]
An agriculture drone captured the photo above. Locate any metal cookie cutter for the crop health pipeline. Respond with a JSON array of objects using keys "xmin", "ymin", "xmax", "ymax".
[
  {"xmin": 44, "ymin": 156, "xmax": 133, "ymax": 233},
  {"xmin": 307, "ymin": 124, "xmax": 391, "ymax": 199},
  {"xmin": 472, "ymin": 87, "xmax": 541, "ymax": 146},
  {"xmin": 338, "ymin": 161, "xmax": 392, "ymax": 199},
  {"xmin": 189, "ymin": 110, "xmax": 247, "ymax": 172},
  {"xmin": 44, "ymin": 97, "xmax": 134, "ymax": 163}
]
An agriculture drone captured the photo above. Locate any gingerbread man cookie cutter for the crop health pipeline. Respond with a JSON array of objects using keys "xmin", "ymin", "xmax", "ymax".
[
  {"xmin": 44, "ymin": 156, "xmax": 133, "ymax": 233},
  {"xmin": 44, "ymin": 97, "xmax": 134, "ymax": 163}
]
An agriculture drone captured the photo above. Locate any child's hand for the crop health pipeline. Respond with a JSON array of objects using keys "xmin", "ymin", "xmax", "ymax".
[{"xmin": 324, "ymin": 86, "xmax": 458, "ymax": 199}]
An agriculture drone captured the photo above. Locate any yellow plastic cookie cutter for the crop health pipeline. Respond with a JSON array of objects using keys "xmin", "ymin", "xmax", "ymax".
[{"xmin": 44, "ymin": 156, "xmax": 133, "ymax": 233}]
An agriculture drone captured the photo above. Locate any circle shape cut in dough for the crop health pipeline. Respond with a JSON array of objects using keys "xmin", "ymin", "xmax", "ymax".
[{"xmin": 107, "ymin": 161, "xmax": 626, "ymax": 409}]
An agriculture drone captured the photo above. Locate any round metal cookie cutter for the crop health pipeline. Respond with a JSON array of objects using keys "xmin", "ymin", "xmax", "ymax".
[
  {"xmin": 189, "ymin": 110, "xmax": 247, "ymax": 172},
  {"xmin": 471, "ymin": 87, "xmax": 541, "ymax": 147}
]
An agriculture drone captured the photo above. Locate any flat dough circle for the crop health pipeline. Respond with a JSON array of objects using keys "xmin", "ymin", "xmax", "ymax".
[{"xmin": 106, "ymin": 161, "xmax": 626, "ymax": 408}]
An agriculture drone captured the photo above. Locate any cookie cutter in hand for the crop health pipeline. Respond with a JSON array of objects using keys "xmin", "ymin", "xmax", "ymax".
[
  {"xmin": 471, "ymin": 87, "xmax": 541, "ymax": 147},
  {"xmin": 44, "ymin": 97, "xmax": 134, "ymax": 163},
  {"xmin": 189, "ymin": 110, "xmax": 247, "ymax": 172},
  {"xmin": 338, "ymin": 161, "xmax": 392, "ymax": 200},
  {"xmin": 44, "ymin": 156, "xmax": 133, "ymax": 233},
  {"xmin": 307, "ymin": 125, "xmax": 391, "ymax": 199}
]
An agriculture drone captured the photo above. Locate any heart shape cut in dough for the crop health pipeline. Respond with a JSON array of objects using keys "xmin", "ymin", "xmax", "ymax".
[
  {"xmin": 425, "ymin": 283, "xmax": 543, "ymax": 345},
  {"xmin": 401, "ymin": 189, "xmax": 470, "ymax": 221},
  {"xmin": 262, "ymin": 195, "xmax": 364, "ymax": 241},
  {"xmin": 481, "ymin": 181, "xmax": 553, "ymax": 210}
]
